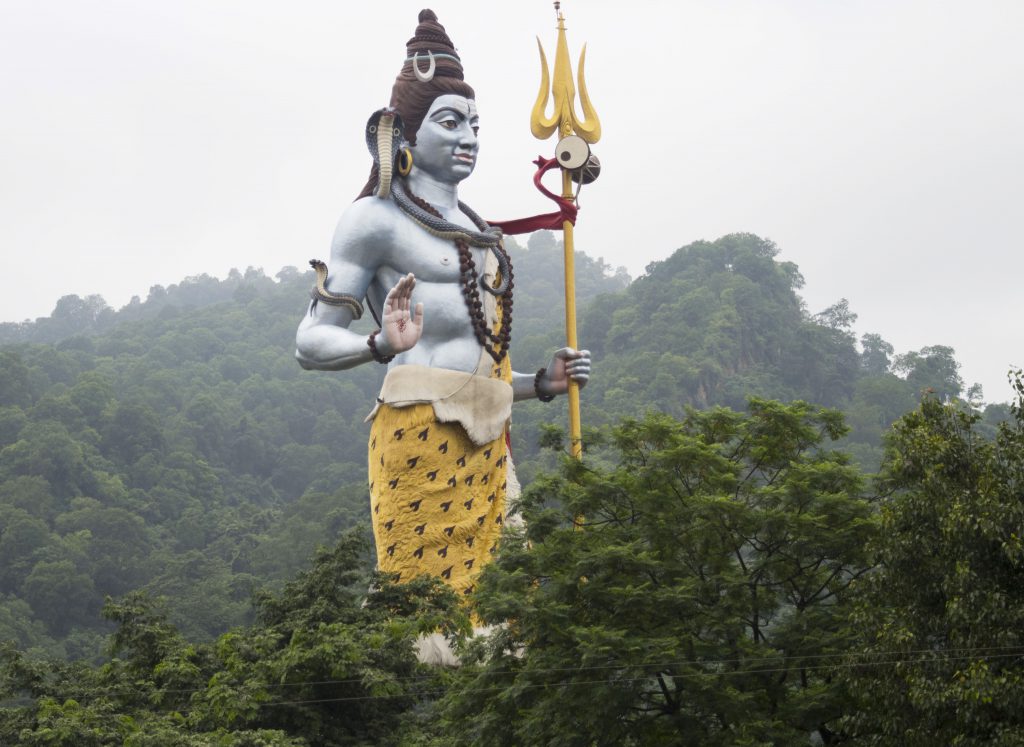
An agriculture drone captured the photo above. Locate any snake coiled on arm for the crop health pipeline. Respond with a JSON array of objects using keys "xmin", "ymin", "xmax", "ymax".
[{"xmin": 308, "ymin": 259, "xmax": 364, "ymax": 319}]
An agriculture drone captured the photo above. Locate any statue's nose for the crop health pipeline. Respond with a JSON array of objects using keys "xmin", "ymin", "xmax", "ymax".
[{"xmin": 458, "ymin": 125, "xmax": 478, "ymax": 148}]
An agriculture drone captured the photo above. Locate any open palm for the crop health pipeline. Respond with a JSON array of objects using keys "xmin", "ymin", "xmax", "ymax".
[{"xmin": 381, "ymin": 273, "xmax": 424, "ymax": 354}]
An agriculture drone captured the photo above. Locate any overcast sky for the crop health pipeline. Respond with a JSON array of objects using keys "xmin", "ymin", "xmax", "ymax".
[{"xmin": 2, "ymin": 0, "xmax": 1021, "ymax": 401}]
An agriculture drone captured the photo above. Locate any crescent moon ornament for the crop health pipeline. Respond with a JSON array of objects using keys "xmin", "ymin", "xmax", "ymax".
[{"xmin": 412, "ymin": 51, "xmax": 436, "ymax": 82}]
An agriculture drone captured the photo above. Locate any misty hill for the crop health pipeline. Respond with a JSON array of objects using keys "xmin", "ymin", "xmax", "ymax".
[
  {"xmin": 0, "ymin": 269, "xmax": 258, "ymax": 346},
  {"xmin": 0, "ymin": 234, "xmax": 627, "ymax": 658},
  {"xmin": 578, "ymin": 233, "xmax": 998, "ymax": 466},
  {"xmin": 0, "ymin": 231, "xmax": 995, "ymax": 659}
]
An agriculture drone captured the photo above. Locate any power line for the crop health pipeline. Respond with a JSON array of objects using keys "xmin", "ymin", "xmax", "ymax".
[
  {"xmin": 148, "ymin": 642, "xmax": 1024, "ymax": 695},
  {"xmin": 31, "ymin": 645, "xmax": 1024, "ymax": 706},
  {"xmin": 253, "ymin": 651, "xmax": 1024, "ymax": 707}
]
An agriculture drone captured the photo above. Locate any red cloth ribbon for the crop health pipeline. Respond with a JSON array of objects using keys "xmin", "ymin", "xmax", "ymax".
[{"xmin": 488, "ymin": 157, "xmax": 578, "ymax": 235}]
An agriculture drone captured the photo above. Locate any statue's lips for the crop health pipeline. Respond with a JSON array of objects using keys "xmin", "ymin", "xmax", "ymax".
[{"xmin": 453, "ymin": 154, "xmax": 475, "ymax": 164}]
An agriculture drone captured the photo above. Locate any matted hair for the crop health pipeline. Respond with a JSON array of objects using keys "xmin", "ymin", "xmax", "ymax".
[{"xmin": 356, "ymin": 10, "xmax": 475, "ymax": 200}]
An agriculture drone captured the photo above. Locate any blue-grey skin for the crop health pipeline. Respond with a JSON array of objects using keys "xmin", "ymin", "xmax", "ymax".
[{"xmin": 295, "ymin": 95, "xmax": 591, "ymax": 400}]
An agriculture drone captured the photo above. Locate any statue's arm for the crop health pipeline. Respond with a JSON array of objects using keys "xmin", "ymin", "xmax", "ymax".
[
  {"xmin": 295, "ymin": 202, "xmax": 421, "ymax": 370},
  {"xmin": 511, "ymin": 347, "xmax": 592, "ymax": 402}
]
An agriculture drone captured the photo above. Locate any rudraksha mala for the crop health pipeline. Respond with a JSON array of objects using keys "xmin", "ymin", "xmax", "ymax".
[
  {"xmin": 406, "ymin": 188, "xmax": 513, "ymax": 364},
  {"xmin": 367, "ymin": 330, "xmax": 395, "ymax": 364},
  {"xmin": 534, "ymin": 367, "xmax": 556, "ymax": 402}
]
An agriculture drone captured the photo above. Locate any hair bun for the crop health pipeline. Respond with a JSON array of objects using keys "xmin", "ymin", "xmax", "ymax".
[{"xmin": 402, "ymin": 8, "xmax": 464, "ymax": 81}]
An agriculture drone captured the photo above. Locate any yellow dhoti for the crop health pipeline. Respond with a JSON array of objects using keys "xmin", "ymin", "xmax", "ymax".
[
  {"xmin": 367, "ymin": 358, "xmax": 514, "ymax": 596},
  {"xmin": 367, "ymin": 241, "xmax": 516, "ymax": 596}
]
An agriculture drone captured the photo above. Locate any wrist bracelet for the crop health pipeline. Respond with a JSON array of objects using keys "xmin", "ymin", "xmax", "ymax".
[
  {"xmin": 534, "ymin": 367, "xmax": 556, "ymax": 402},
  {"xmin": 367, "ymin": 330, "xmax": 395, "ymax": 364}
]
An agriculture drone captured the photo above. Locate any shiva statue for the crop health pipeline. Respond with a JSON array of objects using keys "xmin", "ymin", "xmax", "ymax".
[{"xmin": 295, "ymin": 9, "xmax": 591, "ymax": 600}]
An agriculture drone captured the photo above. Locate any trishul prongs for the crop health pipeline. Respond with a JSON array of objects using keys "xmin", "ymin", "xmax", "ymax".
[{"xmin": 530, "ymin": 4, "xmax": 601, "ymax": 143}]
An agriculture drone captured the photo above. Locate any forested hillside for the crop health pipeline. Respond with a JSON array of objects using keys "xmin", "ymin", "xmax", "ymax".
[
  {"xmin": 0, "ymin": 234, "xmax": 627, "ymax": 658},
  {"xmin": 3, "ymin": 231, "xmax": 1022, "ymax": 744},
  {"xmin": 0, "ymin": 232, "xmax": 1005, "ymax": 661},
  {"xmin": 0, "ymin": 233, "xmax": 999, "ymax": 659},
  {"xmin": 578, "ymin": 233, "xmax": 1002, "ymax": 468}
]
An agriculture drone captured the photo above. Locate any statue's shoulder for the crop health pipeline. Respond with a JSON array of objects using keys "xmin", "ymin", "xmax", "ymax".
[
  {"xmin": 337, "ymin": 195, "xmax": 403, "ymax": 232},
  {"xmin": 330, "ymin": 196, "xmax": 403, "ymax": 262}
]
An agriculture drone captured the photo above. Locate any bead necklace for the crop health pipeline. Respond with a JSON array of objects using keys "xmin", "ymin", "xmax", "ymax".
[{"xmin": 405, "ymin": 187, "xmax": 514, "ymax": 363}]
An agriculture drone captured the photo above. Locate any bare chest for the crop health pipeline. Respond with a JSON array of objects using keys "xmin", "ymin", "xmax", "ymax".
[
  {"xmin": 381, "ymin": 217, "xmax": 488, "ymax": 283},
  {"xmin": 371, "ymin": 216, "xmax": 501, "ymax": 346}
]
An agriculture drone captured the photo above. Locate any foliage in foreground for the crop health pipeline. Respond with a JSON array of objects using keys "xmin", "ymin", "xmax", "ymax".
[
  {"xmin": 438, "ymin": 400, "xmax": 874, "ymax": 746},
  {"xmin": 6, "ymin": 384, "xmax": 1024, "ymax": 745},
  {"xmin": 842, "ymin": 372, "xmax": 1024, "ymax": 744},
  {"xmin": 0, "ymin": 531, "xmax": 466, "ymax": 746}
]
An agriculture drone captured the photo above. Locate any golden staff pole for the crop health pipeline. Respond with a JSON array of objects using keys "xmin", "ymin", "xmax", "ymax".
[
  {"xmin": 531, "ymin": 1, "xmax": 601, "ymax": 460},
  {"xmin": 561, "ymin": 168, "xmax": 583, "ymax": 459}
]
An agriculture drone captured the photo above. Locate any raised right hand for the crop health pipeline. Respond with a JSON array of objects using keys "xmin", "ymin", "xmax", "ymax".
[{"xmin": 380, "ymin": 273, "xmax": 424, "ymax": 354}]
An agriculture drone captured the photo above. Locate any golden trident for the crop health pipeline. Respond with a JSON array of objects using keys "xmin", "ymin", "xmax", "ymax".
[{"xmin": 530, "ymin": 1, "xmax": 600, "ymax": 460}]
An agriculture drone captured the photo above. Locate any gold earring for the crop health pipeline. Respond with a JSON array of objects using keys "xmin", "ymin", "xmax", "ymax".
[{"xmin": 397, "ymin": 148, "xmax": 413, "ymax": 177}]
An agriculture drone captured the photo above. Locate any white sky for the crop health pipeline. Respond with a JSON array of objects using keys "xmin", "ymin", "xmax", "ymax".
[{"xmin": 2, "ymin": 0, "xmax": 1021, "ymax": 402}]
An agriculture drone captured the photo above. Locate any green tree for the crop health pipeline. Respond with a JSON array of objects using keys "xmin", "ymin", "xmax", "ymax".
[
  {"xmin": 38, "ymin": 294, "xmax": 114, "ymax": 342},
  {"xmin": 0, "ymin": 532, "xmax": 466, "ymax": 746},
  {"xmin": 55, "ymin": 499, "xmax": 151, "ymax": 598},
  {"xmin": 0, "ymin": 351, "xmax": 33, "ymax": 408},
  {"xmin": 21, "ymin": 560, "xmax": 96, "ymax": 635},
  {"xmin": 0, "ymin": 421, "xmax": 92, "ymax": 500},
  {"xmin": 815, "ymin": 298, "xmax": 858, "ymax": 332},
  {"xmin": 860, "ymin": 333, "xmax": 894, "ymax": 376},
  {"xmin": 67, "ymin": 372, "xmax": 114, "ymax": 426},
  {"xmin": 0, "ymin": 507, "xmax": 54, "ymax": 593},
  {"xmin": 843, "ymin": 373, "xmax": 1024, "ymax": 744},
  {"xmin": 893, "ymin": 344, "xmax": 964, "ymax": 401},
  {"xmin": 101, "ymin": 401, "xmax": 165, "ymax": 465},
  {"xmin": 441, "ymin": 401, "xmax": 873, "ymax": 746},
  {"xmin": 0, "ymin": 595, "xmax": 53, "ymax": 651}
]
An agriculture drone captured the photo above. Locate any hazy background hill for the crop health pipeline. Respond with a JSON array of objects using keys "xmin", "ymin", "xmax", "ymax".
[{"xmin": 0, "ymin": 232, "xmax": 1008, "ymax": 659}]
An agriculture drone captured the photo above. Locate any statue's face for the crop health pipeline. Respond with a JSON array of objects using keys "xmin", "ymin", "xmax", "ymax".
[{"xmin": 409, "ymin": 94, "xmax": 479, "ymax": 184}]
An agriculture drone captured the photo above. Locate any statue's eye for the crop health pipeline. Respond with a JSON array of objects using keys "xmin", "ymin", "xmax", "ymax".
[
  {"xmin": 440, "ymin": 119, "xmax": 458, "ymax": 130},
  {"xmin": 472, "ymin": 126, "xmax": 479, "ymax": 136}
]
